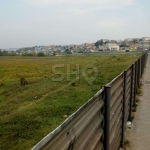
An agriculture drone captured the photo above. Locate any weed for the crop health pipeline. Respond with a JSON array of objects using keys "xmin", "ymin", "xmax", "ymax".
[
  {"xmin": 136, "ymin": 98, "xmax": 140, "ymax": 103},
  {"xmin": 137, "ymin": 82, "xmax": 143, "ymax": 96},
  {"xmin": 130, "ymin": 115, "xmax": 134, "ymax": 121},
  {"xmin": 124, "ymin": 139, "xmax": 131, "ymax": 147},
  {"xmin": 132, "ymin": 108, "xmax": 137, "ymax": 112},
  {"xmin": 71, "ymin": 82, "xmax": 76, "ymax": 86}
]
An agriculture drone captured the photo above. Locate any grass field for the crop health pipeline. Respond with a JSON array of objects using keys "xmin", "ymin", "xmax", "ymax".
[{"xmin": 0, "ymin": 54, "xmax": 140, "ymax": 150}]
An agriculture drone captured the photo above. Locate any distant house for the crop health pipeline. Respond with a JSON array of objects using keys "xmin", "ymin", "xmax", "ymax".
[
  {"xmin": 110, "ymin": 40, "xmax": 117, "ymax": 43},
  {"xmin": 141, "ymin": 37, "xmax": 150, "ymax": 41},
  {"xmin": 99, "ymin": 45, "xmax": 105, "ymax": 51},
  {"xmin": 138, "ymin": 42, "xmax": 150, "ymax": 50},
  {"xmin": 106, "ymin": 43, "xmax": 119, "ymax": 51},
  {"xmin": 130, "ymin": 43, "xmax": 138, "ymax": 50},
  {"xmin": 124, "ymin": 38, "xmax": 140, "ymax": 45}
]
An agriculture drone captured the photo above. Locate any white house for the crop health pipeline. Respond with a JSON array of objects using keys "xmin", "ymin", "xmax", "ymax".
[
  {"xmin": 138, "ymin": 42, "xmax": 150, "ymax": 50},
  {"xmin": 106, "ymin": 43, "xmax": 119, "ymax": 51},
  {"xmin": 142, "ymin": 37, "xmax": 150, "ymax": 41}
]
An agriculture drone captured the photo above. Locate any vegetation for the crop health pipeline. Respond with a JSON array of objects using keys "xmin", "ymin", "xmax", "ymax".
[
  {"xmin": 64, "ymin": 49, "xmax": 72, "ymax": 54},
  {"xmin": 22, "ymin": 53, "xmax": 36, "ymax": 57},
  {"xmin": 0, "ymin": 50, "xmax": 18, "ymax": 56},
  {"xmin": 94, "ymin": 40, "xmax": 103, "ymax": 48},
  {"xmin": 124, "ymin": 139, "xmax": 131, "ymax": 147},
  {"xmin": 37, "ymin": 52, "xmax": 45, "ymax": 57},
  {"xmin": 137, "ymin": 82, "xmax": 143, "ymax": 96},
  {"xmin": 0, "ymin": 54, "xmax": 140, "ymax": 150},
  {"xmin": 16, "ymin": 47, "xmax": 35, "ymax": 53}
]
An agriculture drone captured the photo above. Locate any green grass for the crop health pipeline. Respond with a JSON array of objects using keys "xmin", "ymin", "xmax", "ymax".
[{"xmin": 0, "ymin": 54, "xmax": 140, "ymax": 150}]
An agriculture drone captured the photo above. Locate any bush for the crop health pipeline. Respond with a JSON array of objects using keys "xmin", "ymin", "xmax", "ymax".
[{"xmin": 37, "ymin": 52, "xmax": 45, "ymax": 57}]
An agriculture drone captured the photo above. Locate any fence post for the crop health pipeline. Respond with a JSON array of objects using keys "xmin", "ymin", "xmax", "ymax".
[
  {"xmin": 104, "ymin": 86, "xmax": 111, "ymax": 150},
  {"xmin": 146, "ymin": 52, "xmax": 148, "ymax": 66},
  {"xmin": 129, "ymin": 65, "xmax": 134, "ymax": 121},
  {"xmin": 144, "ymin": 52, "xmax": 148, "ymax": 69},
  {"xmin": 141, "ymin": 54, "xmax": 144, "ymax": 75},
  {"xmin": 144, "ymin": 53, "xmax": 146, "ymax": 68},
  {"xmin": 121, "ymin": 70, "xmax": 127, "ymax": 148},
  {"xmin": 141, "ymin": 55, "xmax": 143, "ymax": 75},
  {"xmin": 137, "ymin": 58, "xmax": 141, "ymax": 88},
  {"xmin": 133, "ymin": 61, "xmax": 137, "ymax": 106}
]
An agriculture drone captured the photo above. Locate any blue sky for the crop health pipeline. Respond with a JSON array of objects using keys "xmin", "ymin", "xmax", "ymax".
[{"xmin": 0, "ymin": 0, "xmax": 150, "ymax": 48}]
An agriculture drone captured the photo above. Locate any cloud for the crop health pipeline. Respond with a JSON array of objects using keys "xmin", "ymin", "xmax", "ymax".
[{"xmin": 22, "ymin": 0, "xmax": 135, "ymax": 11}]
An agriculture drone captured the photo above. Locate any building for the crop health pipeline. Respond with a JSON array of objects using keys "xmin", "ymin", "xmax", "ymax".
[
  {"xmin": 130, "ymin": 43, "xmax": 138, "ymax": 51},
  {"xmin": 141, "ymin": 37, "xmax": 150, "ymax": 41},
  {"xmin": 99, "ymin": 45, "xmax": 105, "ymax": 51},
  {"xmin": 106, "ymin": 43, "xmax": 119, "ymax": 51},
  {"xmin": 138, "ymin": 42, "xmax": 150, "ymax": 50}
]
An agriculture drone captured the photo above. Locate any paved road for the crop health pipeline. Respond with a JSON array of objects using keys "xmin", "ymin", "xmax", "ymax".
[{"xmin": 126, "ymin": 53, "xmax": 150, "ymax": 150}]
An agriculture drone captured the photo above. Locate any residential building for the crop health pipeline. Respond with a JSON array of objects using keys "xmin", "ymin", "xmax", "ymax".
[
  {"xmin": 106, "ymin": 43, "xmax": 119, "ymax": 51},
  {"xmin": 138, "ymin": 42, "xmax": 150, "ymax": 50},
  {"xmin": 141, "ymin": 37, "xmax": 150, "ymax": 41}
]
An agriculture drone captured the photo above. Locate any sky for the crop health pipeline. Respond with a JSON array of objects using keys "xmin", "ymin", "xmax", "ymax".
[{"xmin": 0, "ymin": 0, "xmax": 150, "ymax": 49}]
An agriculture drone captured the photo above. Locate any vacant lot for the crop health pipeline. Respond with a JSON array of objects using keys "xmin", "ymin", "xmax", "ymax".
[{"xmin": 0, "ymin": 54, "xmax": 140, "ymax": 150}]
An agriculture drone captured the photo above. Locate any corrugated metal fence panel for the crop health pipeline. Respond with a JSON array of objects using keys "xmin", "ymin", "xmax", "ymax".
[
  {"xmin": 109, "ymin": 73, "xmax": 124, "ymax": 150},
  {"xmin": 32, "ymin": 90, "xmax": 104, "ymax": 150},
  {"xmin": 132, "ymin": 64, "xmax": 135, "ymax": 106},
  {"xmin": 125, "ymin": 66, "xmax": 132, "ymax": 123}
]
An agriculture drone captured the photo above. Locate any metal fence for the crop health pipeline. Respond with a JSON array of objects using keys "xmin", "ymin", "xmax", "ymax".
[{"xmin": 32, "ymin": 52, "xmax": 148, "ymax": 150}]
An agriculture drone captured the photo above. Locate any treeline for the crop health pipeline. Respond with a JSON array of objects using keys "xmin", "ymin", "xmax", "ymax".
[
  {"xmin": 16, "ymin": 47, "xmax": 35, "ymax": 53},
  {"xmin": 0, "ymin": 50, "xmax": 47, "ymax": 57},
  {"xmin": 22, "ymin": 52, "xmax": 45, "ymax": 57},
  {"xmin": 0, "ymin": 50, "xmax": 17, "ymax": 56}
]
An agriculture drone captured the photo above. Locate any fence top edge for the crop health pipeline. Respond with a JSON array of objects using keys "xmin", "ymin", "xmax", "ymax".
[{"xmin": 108, "ymin": 72, "xmax": 124, "ymax": 86}]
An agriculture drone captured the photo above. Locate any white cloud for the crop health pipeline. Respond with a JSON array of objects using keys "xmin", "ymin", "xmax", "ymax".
[{"xmin": 22, "ymin": 0, "xmax": 135, "ymax": 11}]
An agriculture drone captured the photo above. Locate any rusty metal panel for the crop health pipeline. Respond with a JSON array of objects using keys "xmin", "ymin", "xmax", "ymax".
[
  {"xmin": 94, "ymin": 142, "xmax": 103, "ymax": 150},
  {"xmin": 110, "ymin": 85, "xmax": 123, "ymax": 107},
  {"xmin": 126, "ymin": 76, "xmax": 131, "ymax": 86},
  {"xmin": 73, "ymin": 114, "xmax": 103, "ymax": 149},
  {"xmin": 110, "ymin": 103, "xmax": 122, "ymax": 130},
  {"xmin": 109, "ymin": 73, "xmax": 124, "ymax": 95},
  {"xmin": 110, "ymin": 112, "xmax": 122, "ymax": 144},
  {"xmin": 83, "ymin": 128, "xmax": 103, "ymax": 150},
  {"xmin": 125, "ymin": 106, "xmax": 130, "ymax": 123},
  {"xmin": 126, "ymin": 64, "xmax": 132, "ymax": 71},
  {"xmin": 126, "ymin": 68, "xmax": 131, "ymax": 77},
  {"xmin": 110, "ymin": 96, "xmax": 122, "ymax": 121},
  {"xmin": 110, "ymin": 122, "xmax": 121, "ymax": 150},
  {"xmin": 126, "ymin": 86, "xmax": 131, "ymax": 99},
  {"xmin": 111, "ymin": 126, "xmax": 121, "ymax": 150},
  {"xmin": 32, "ymin": 90, "xmax": 104, "ymax": 150}
]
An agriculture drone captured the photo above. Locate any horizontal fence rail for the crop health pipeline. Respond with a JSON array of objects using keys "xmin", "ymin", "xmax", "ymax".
[{"xmin": 32, "ymin": 52, "xmax": 148, "ymax": 150}]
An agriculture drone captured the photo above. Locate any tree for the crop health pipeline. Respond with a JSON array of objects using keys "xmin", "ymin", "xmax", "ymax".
[
  {"xmin": 65, "ymin": 49, "xmax": 71, "ymax": 54},
  {"xmin": 0, "ymin": 50, "xmax": 2, "ymax": 56},
  {"xmin": 22, "ymin": 53, "xmax": 36, "ymax": 56},
  {"xmin": 0, "ymin": 50, "xmax": 8, "ymax": 56},
  {"xmin": 95, "ymin": 41, "xmax": 100, "ymax": 48},
  {"xmin": 37, "ymin": 52, "xmax": 45, "ymax": 57},
  {"xmin": 94, "ymin": 40, "xmax": 103, "ymax": 48}
]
